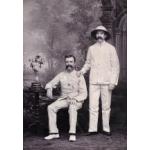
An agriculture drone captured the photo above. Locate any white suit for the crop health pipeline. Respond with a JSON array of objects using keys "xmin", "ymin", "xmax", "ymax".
[
  {"xmin": 81, "ymin": 41, "xmax": 120, "ymax": 132},
  {"xmin": 45, "ymin": 70, "xmax": 87, "ymax": 134}
]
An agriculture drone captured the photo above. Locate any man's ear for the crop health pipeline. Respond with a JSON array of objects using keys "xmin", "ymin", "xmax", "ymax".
[
  {"xmin": 104, "ymin": 33, "xmax": 107, "ymax": 39},
  {"xmin": 75, "ymin": 66, "xmax": 79, "ymax": 71}
]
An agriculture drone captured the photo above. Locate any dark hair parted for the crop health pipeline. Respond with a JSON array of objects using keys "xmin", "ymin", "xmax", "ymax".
[{"xmin": 64, "ymin": 55, "xmax": 76, "ymax": 62}]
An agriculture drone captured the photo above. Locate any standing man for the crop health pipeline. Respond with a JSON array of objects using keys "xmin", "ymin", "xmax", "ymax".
[
  {"xmin": 44, "ymin": 55, "xmax": 87, "ymax": 141},
  {"xmin": 78, "ymin": 26, "xmax": 120, "ymax": 136}
]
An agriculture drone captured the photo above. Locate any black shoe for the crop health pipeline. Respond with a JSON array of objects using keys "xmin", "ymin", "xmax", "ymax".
[
  {"xmin": 102, "ymin": 131, "xmax": 112, "ymax": 136},
  {"xmin": 86, "ymin": 132, "xmax": 98, "ymax": 136}
]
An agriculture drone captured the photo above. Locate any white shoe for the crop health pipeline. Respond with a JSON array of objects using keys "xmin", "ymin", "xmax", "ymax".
[
  {"xmin": 44, "ymin": 134, "xmax": 60, "ymax": 140},
  {"xmin": 69, "ymin": 135, "xmax": 76, "ymax": 142}
]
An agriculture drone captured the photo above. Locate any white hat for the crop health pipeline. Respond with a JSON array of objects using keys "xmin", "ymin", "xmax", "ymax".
[{"xmin": 91, "ymin": 25, "xmax": 111, "ymax": 40}]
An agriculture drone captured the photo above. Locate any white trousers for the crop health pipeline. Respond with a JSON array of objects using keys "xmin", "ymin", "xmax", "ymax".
[
  {"xmin": 88, "ymin": 84, "xmax": 112, "ymax": 132},
  {"xmin": 47, "ymin": 99, "xmax": 82, "ymax": 134}
]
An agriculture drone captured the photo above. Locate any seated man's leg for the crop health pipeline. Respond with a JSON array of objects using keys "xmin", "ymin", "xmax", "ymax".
[
  {"xmin": 68, "ymin": 102, "xmax": 82, "ymax": 134},
  {"xmin": 45, "ymin": 99, "xmax": 68, "ymax": 139}
]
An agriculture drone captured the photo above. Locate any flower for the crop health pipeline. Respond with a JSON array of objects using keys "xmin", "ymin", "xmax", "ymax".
[{"xmin": 29, "ymin": 54, "xmax": 45, "ymax": 73}]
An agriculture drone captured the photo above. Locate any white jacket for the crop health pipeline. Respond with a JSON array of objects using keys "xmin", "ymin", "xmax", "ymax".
[
  {"xmin": 45, "ymin": 70, "xmax": 87, "ymax": 102},
  {"xmin": 81, "ymin": 41, "xmax": 120, "ymax": 85}
]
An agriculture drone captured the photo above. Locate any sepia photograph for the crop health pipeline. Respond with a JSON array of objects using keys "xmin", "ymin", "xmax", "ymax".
[{"xmin": 23, "ymin": 0, "xmax": 127, "ymax": 149}]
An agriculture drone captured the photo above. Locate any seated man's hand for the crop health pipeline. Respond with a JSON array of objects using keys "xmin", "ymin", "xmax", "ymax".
[
  {"xmin": 68, "ymin": 98, "xmax": 77, "ymax": 105},
  {"xmin": 45, "ymin": 83, "xmax": 50, "ymax": 89},
  {"xmin": 108, "ymin": 84, "xmax": 115, "ymax": 90},
  {"xmin": 70, "ymin": 100, "xmax": 77, "ymax": 105},
  {"xmin": 46, "ymin": 88, "xmax": 53, "ymax": 99}
]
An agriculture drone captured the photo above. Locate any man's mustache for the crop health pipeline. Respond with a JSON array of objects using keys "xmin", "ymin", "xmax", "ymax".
[
  {"xmin": 66, "ymin": 65, "xmax": 73, "ymax": 69},
  {"xmin": 96, "ymin": 36, "xmax": 103, "ymax": 40}
]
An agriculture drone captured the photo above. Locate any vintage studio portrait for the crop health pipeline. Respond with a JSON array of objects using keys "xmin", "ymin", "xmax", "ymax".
[{"xmin": 23, "ymin": 0, "xmax": 127, "ymax": 149}]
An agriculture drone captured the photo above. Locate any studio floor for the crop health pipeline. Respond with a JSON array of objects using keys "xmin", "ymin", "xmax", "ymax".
[{"xmin": 24, "ymin": 129, "xmax": 126, "ymax": 150}]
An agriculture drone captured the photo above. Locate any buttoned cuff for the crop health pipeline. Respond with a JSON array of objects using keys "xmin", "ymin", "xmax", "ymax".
[{"xmin": 110, "ymin": 78, "xmax": 118, "ymax": 86}]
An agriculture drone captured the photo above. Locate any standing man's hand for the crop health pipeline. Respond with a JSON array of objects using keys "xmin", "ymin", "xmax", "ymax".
[
  {"xmin": 108, "ymin": 84, "xmax": 115, "ymax": 90},
  {"xmin": 76, "ymin": 71, "xmax": 82, "ymax": 77}
]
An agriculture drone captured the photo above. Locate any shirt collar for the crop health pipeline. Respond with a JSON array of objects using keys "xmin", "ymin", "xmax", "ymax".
[
  {"xmin": 65, "ymin": 69, "xmax": 76, "ymax": 75},
  {"xmin": 96, "ymin": 40, "xmax": 106, "ymax": 46}
]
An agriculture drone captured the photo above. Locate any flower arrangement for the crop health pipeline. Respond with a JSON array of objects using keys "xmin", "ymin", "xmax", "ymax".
[{"xmin": 29, "ymin": 54, "xmax": 45, "ymax": 82}]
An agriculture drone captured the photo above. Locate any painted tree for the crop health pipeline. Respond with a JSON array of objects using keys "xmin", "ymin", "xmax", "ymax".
[
  {"xmin": 31, "ymin": 0, "xmax": 77, "ymax": 76},
  {"xmin": 24, "ymin": 0, "xmax": 103, "ymax": 84},
  {"xmin": 66, "ymin": 0, "xmax": 103, "ymax": 63}
]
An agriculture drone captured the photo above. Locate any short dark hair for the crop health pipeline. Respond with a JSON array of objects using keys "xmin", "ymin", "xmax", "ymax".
[{"xmin": 64, "ymin": 55, "xmax": 76, "ymax": 62}]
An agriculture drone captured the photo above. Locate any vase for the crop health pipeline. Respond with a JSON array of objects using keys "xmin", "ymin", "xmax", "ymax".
[
  {"xmin": 31, "ymin": 71, "xmax": 41, "ymax": 92},
  {"xmin": 34, "ymin": 71, "xmax": 39, "ymax": 82}
]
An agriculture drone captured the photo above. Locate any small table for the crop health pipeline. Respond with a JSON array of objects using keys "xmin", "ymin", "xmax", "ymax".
[
  {"xmin": 24, "ymin": 82, "xmax": 46, "ymax": 134},
  {"xmin": 24, "ymin": 82, "xmax": 58, "ymax": 135}
]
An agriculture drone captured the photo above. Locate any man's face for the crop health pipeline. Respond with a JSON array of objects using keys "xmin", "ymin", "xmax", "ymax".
[
  {"xmin": 65, "ymin": 57, "xmax": 75, "ymax": 71},
  {"xmin": 95, "ymin": 30, "xmax": 106, "ymax": 42}
]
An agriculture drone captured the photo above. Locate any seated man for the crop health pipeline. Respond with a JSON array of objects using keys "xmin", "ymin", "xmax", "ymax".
[{"xmin": 44, "ymin": 55, "xmax": 87, "ymax": 142}]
